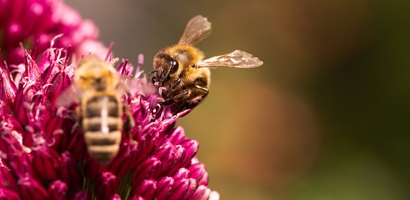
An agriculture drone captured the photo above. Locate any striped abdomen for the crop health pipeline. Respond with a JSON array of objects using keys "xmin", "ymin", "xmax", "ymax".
[{"xmin": 82, "ymin": 95, "xmax": 122, "ymax": 165}]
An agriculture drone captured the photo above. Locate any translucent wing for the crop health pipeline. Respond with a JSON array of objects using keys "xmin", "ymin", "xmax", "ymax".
[
  {"xmin": 178, "ymin": 15, "xmax": 212, "ymax": 46},
  {"xmin": 196, "ymin": 50, "xmax": 263, "ymax": 68},
  {"xmin": 56, "ymin": 84, "xmax": 81, "ymax": 108},
  {"xmin": 119, "ymin": 76, "xmax": 156, "ymax": 97}
]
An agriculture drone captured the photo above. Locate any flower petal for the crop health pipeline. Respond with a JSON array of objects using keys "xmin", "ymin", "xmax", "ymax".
[
  {"xmin": 67, "ymin": 130, "xmax": 87, "ymax": 160},
  {"xmin": 131, "ymin": 179, "xmax": 156, "ymax": 200},
  {"xmin": 173, "ymin": 168, "xmax": 189, "ymax": 180},
  {"xmin": 60, "ymin": 151, "xmax": 82, "ymax": 192},
  {"xmin": 72, "ymin": 191, "xmax": 91, "ymax": 200},
  {"xmin": 0, "ymin": 160, "xmax": 18, "ymax": 190},
  {"xmin": 167, "ymin": 126, "xmax": 186, "ymax": 145},
  {"xmin": 84, "ymin": 157, "xmax": 109, "ymax": 181},
  {"xmin": 168, "ymin": 178, "xmax": 197, "ymax": 200},
  {"xmin": 132, "ymin": 157, "xmax": 162, "ymax": 186},
  {"xmin": 95, "ymin": 172, "xmax": 120, "ymax": 200},
  {"xmin": 108, "ymin": 141, "xmax": 139, "ymax": 178},
  {"xmin": 109, "ymin": 194, "xmax": 122, "ymax": 200},
  {"xmin": 0, "ymin": 65, "xmax": 17, "ymax": 107},
  {"xmin": 32, "ymin": 147, "xmax": 61, "ymax": 180},
  {"xmin": 189, "ymin": 185, "xmax": 211, "ymax": 200},
  {"xmin": 188, "ymin": 163, "xmax": 208, "ymax": 185},
  {"xmin": 0, "ymin": 188, "xmax": 21, "ymax": 200},
  {"xmin": 156, "ymin": 177, "xmax": 174, "ymax": 200},
  {"xmin": 154, "ymin": 142, "xmax": 180, "ymax": 175},
  {"xmin": 18, "ymin": 177, "xmax": 49, "ymax": 200},
  {"xmin": 48, "ymin": 180, "xmax": 68, "ymax": 200}
]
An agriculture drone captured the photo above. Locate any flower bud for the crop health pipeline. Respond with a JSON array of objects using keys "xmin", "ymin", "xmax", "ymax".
[
  {"xmin": 188, "ymin": 163, "xmax": 208, "ymax": 185},
  {"xmin": 189, "ymin": 185, "xmax": 211, "ymax": 200},
  {"xmin": 48, "ymin": 180, "xmax": 68, "ymax": 200},
  {"xmin": 0, "ymin": 67, "xmax": 17, "ymax": 108},
  {"xmin": 156, "ymin": 177, "xmax": 174, "ymax": 199},
  {"xmin": 4, "ymin": 22, "xmax": 24, "ymax": 45},
  {"xmin": 72, "ymin": 190, "xmax": 91, "ymax": 200},
  {"xmin": 209, "ymin": 191, "xmax": 221, "ymax": 200},
  {"xmin": 128, "ymin": 197, "xmax": 144, "ymax": 200},
  {"xmin": 23, "ymin": 2, "xmax": 51, "ymax": 36},
  {"xmin": 76, "ymin": 40, "xmax": 109, "ymax": 61},
  {"xmin": 109, "ymin": 194, "xmax": 122, "ymax": 200},
  {"xmin": 154, "ymin": 143, "xmax": 179, "ymax": 175},
  {"xmin": 32, "ymin": 147, "xmax": 61, "ymax": 180},
  {"xmin": 180, "ymin": 139, "xmax": 199, "ymax": 167},
  {"xmin": 46, "ymin": 72, "xmax": 72, "ymax": 107},
  {"xmin": 14, "ymin": 89, "xmax": 29, "ymax": 125},
  {"xmin": 0, "ymin": 161, "xmax": 18, "ymax": 190},
  {"xmin": 168, "ymin": 178, "xmax": 196, "ymax": 200},
  {"xmin": 108, "ymin": 141, "xmax": 139, "ymax": 178},
  {"xmin": 6, "ymin": 47, "xmax": 25, "ymax": 65},
  {"xmin": 136, "ymin": 131, "xmax": 161, "ymax": 160},
  {"xmin": 60, "ymin": 152, "xmax": 82, "ymax": 191},
  {"xmin": 67, "ymin": 131, "xmax": 87, "ymax": 160},
  {"xmin": 131, "ymin": 179, "xmax": 156, "ymax": 199},
  {"xmin": 84, "ymin": 157, "xmax": 108, "ymax": 181},
  {"xmin": 132, "ymin": 157, "xmax": 161, "ymax": 185},
  {"xmin": 18, "ymin": 177, "xmax": 49, "ymax": 200},
  {"xmin": 94, "ymin": 172, "xmax": 120, "ymax": 200},
  {"xmin": 173, "ymin": 168, "xmax": 189, "ymax": 180},
  {"xmin": 0, "ymin": 188, "xmax": 20, "ymax": 200},
  {"xmin": 167, "ymin": 126, "xmax": 186, "ymax": 144},
  {"xmin": 167, "ymin": 145, "xmax": 185, "ymax": 175},
  {"xmin": 44, "ymin": 115, "xmax": 65, "ymax": 151},
  {"xmin": 9, "ymin": 154, "xmax": 39, "ymax": 180}
]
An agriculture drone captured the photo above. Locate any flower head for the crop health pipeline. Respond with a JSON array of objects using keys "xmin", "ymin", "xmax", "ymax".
[
  {"xmin": 0, "ymin": 0, "xmax": 107, "ymax": 65},
  {"xmin": 0, "ymin": 42, "xmax": 219, "ymax": 199}
]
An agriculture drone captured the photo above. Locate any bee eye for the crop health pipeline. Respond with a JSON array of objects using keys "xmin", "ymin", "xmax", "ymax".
[{"xmin": 170, "ymin": 59, "xmax": 179, "ymax": 73}]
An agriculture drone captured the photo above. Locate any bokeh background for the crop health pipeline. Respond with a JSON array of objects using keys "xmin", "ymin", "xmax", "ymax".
[{"xmin": 66, "ymin": 0, "xmax": 410, "ymax": 199}]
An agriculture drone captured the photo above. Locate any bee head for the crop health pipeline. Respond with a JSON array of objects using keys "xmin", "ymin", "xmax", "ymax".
[
  {"xmin": 152, "ymin": 45, "xmax": 204, "ymax": 85},
  {"xmin": 75, "ymin": 56, "xmax": 117, "ymax": 91},
  {"xmin": 152, "ymin": 52, "xmax": 180, "ymax": 84}
]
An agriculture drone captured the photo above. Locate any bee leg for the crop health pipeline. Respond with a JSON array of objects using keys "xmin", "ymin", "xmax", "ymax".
[
  {"xmin": 75, "ymin": 106, "xmax": 83, "ymax": 128},
  {"xmin": 194, "ymin": 84, "xmax": 209, "ymax": 95},
  {"xmin": 123, "ymin": 105, "xmax": 138, "ymax": 146},
  {"xmin": 162, "ymin": 99, "xmax": 175, "ymax": 106},
  {"xmin": 160, "ymin": 67, "xmax": 172, "ymax": 83},
  {"xmin": 170, "ymin": 78, "xmax": 181, "ymax": 90},
  {"xmin": 69, "ymin": 105, "xmax": 83, "ymax": 134},
  {"xmin": 173, "ymin": 89, "xmax": 190, "ymax": 101},
  {"xmin": 148, "ymin": 70, "xmax": 158, "ymax": 83},
  {"xmin": 187, "ymin": 85, "xmax": 209, "ymax": 109},
  {"xmin": 169, "ymin": 89, "xmax": 191, "ymax": 112}
]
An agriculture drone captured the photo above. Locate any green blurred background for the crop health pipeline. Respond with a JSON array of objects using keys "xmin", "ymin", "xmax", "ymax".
[{"xmin": 67, "ymin": 0, "xmax": 410, "ymax": 199}]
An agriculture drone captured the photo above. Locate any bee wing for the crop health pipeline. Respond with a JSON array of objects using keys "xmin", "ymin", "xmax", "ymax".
[
  {"xmin": 178, "ymin": 15, "xmax": 212, "ymax": 46},
  {"xmin": 196, "ymin": 50, "xmax": 263, "ymax": 68},
  {"xmin": 56, "ymin": 84, "xmax": 81, "ymax": 108},
  {"xmin": 119, "ymin": 76, "xmax": 156, "ymax": 97}
]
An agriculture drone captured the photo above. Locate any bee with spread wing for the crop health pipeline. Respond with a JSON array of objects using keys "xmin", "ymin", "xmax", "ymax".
[{"xmin": 150, "ymin": 15, "xmax": 263, "ymax": 111}]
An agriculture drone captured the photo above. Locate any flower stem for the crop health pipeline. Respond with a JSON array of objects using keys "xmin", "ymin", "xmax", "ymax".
[{"xmin": 118, "ymin": 169, "xmax": 134, "ymax": 199}]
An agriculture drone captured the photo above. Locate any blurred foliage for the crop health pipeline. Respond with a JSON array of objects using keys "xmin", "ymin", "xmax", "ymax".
[{"xmin": 67, "ymin": 0, "xmax": 410, "ymax": 199}]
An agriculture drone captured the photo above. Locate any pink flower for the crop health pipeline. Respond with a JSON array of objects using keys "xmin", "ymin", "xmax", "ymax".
[
  {"xmin": 0, "ymin": 43, "xmax": 219, "ymax": 199},
  {"xmin": 0, "ymin": 0, "xmax": 107, "ymax": 65}
]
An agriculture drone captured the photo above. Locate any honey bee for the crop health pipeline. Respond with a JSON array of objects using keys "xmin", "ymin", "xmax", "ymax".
[
  {"xmin": 150, "ymin": 15, "xmax": 263, "ymax": 111},
  {"xmin": 58, "ymin": 56, "xmax": 135, "ymax": 165}
]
